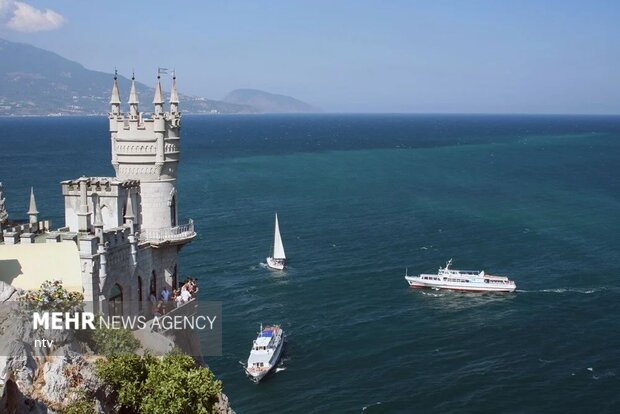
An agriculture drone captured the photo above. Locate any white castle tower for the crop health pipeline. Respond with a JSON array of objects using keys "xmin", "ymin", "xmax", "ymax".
[
  {"xmin": 109, "ymin": 72, "xmax": 182, "ymax": 231},
  {"xmin": 56, "ymin": 71, "xmax": 195, "ymax": 315}
]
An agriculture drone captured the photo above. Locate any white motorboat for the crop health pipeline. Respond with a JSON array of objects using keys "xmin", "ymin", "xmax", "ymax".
[
  {"xmin": 245, "ymin": 324, "xmax": 285, "ymax": 383},
  {"xmin": 266, "ymin": 213, "xmax": 286, "ymax": 270},
  {"xmin": 405, "ymin": 259, "xmax": 516, "ymax": 292}
]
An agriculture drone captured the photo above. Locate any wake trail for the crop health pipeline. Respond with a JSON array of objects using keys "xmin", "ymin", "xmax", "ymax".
[{"xmin": 516, "ymin": 287, "xmax": 619, "ymax": 294}]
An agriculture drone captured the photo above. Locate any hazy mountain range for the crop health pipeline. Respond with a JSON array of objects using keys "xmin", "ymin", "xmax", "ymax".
[
  {"xmin": 223, "ymin": 89, "xmax": 318, "ymax": 113},
  {"xmin": 0, "ymin": 38, "xmax": 317, "ymax": 116}
]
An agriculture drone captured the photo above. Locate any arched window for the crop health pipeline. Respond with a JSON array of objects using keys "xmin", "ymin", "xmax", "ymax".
[
  {"xmin": 137, "ymin": 276, "xmax": 143, "ymax": 311},
  {"xmin": 170, "ymin": 195, "xmax": 177, "ymax": 227},
  {"xmin": 109, "ymin": 283, "xmax": 123, "ymax": 316},
  {"xmin": 150, "ymin": 271, "xmax": 157, "ymax": 296}
]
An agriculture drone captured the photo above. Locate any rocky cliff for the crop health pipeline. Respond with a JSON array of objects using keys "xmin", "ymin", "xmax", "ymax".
[{"xmin": 0, "ymin": 282, "xmax": 234, "ymax": 414}]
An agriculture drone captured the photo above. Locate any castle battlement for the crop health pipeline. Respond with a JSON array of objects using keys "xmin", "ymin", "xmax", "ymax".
[
  {"xmin": 108, "ymin": 73, "xmax": 183, "ymax": 231},
  {"xmin": 62, "ymin": 176, "xmax": 140, "ymax": 233}
]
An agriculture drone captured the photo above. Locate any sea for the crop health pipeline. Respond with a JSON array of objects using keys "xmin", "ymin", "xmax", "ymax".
[{"xmin": 0, "ymin": 114, "xmax": 619, "ymax": 413}]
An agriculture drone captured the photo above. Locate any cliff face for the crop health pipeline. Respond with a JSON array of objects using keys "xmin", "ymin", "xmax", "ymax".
[
  {"xmin": 0, "ymin": 282, "xmax": 234, "ymax": 414},
  {"xmin": 0, "ymin": 282, "xmax": 109, "ymax": 413}
]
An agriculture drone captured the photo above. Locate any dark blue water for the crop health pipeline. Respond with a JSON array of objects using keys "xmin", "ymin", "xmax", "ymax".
[{"xmin": 1, "ymin": 114, "xmax": 619, "ymax": 413}]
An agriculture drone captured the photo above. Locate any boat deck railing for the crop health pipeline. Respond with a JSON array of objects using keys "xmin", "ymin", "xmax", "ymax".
[{"xmin": 440, "ymin": 269, "xmax": 481, "ymax": 276}]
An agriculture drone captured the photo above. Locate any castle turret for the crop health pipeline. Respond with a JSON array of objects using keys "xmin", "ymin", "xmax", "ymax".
[
  {"xmin": 153, "ymin": 74, "xmax": 164, "ymax": 116},
  {"xmin": 110, "ymin": 70, "xmax": 121, "ymax": 116},
  {"xmin": 93, "ymin": 195, "xmax": 104, "ymax": 242},
  {"xmin": 170, "ymin": 72, "xmax": 179, "ymax": 115},
  {"xmin": 108, "ymin": 72, "xmax": 192, "ymax": 244},
  {"xmin": 124, "ymin": 189, "xmax": 138, "ymax": 266},
  {"xmin": 77, "ymin": 176, "xmax": 91, "ymax": 232},
  {"xmin": 124, "ymin": 189, "xmax": 135, "ymax": 233},
  {"xmin": 128, "ymin": 74, "xmax": 139, "ymax": 119},
  {"xmin": 109, "ymin": 72, "xmax": 122, "ymax": 170},
  {"xmin": 27, "ymin": 187, "xmax": 39, "ymax": 225}
]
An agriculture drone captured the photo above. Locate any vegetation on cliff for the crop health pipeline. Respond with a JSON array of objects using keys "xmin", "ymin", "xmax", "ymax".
[
  {"xmin": 95, "ymin": 353, "xmax": 223, "ymax": 414},
  {"xmin": 17, "ymin": 279, "xmax": 83, "ymax": 313}
]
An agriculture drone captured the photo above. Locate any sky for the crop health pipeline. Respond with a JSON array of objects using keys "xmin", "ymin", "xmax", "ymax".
[{"xmin": 1, "ymin": 0, "xmax": 620, "ymax": 114}]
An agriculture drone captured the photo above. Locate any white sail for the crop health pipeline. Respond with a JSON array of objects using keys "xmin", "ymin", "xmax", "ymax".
[{"xmin": 272, "ymin": 213, "xmax": 286, "ymax": 260}]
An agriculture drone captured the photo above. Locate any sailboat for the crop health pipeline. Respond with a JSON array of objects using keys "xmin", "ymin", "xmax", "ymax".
[{"xmin": 266, "ymin": 213, "xmax": 286, "ymax": 270}]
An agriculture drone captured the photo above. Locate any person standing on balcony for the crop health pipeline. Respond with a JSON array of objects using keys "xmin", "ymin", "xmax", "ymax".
[{"xmin": 160, "ymin": 287, "xmax": 170, "ymax": 302}]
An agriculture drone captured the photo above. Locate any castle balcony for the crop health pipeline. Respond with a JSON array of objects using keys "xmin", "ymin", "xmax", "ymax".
[{"xmin": 139, "ymin": 219, "xmax": 196, "ymax": 247}]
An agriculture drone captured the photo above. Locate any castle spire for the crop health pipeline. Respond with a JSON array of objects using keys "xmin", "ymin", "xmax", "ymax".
[
  {"xmin": 128, "ymin": 72, "xmax": 139, "ymax": 118},
  {"xmin": 124, "ymin": 189, "xmax": 135, "ymax": 233},
  {"xmin": 93, "ymin": 195, "xmax": 103, "ymax": 227},
  {"xmin": 28, "ymin": 187, "xmax": 38, "ymax": 225},
  {"xmin": 169, "ymin": 71, "xmax": 179, "ymax": 114},
  {"xmin": 153, "ymin": 73, "xmax": 164, "ymax": 115},
  {"xmin": 93, "ymin": 195, "xmax": 104, "ymax": 241},
  {"xmin": 124, "ymin": 190, "xmax": 135, "ymax": 220},
  {"xmin": 77, "ymin": 176, "xmax": 91, "ymax": 233},
  {"xmin": 110, "ymin": 69, "xmax": 121, "ymax": 114}
]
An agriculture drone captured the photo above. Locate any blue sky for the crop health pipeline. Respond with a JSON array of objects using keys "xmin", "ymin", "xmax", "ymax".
[{"xmin": 1, "ymin": 0, "xmax": 619, "ymax": 113}]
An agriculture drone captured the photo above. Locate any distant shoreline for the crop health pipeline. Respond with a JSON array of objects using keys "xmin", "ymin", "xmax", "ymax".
[{"xmin": 1, "ymin": 112, "xmax": 619, "ymax": 119}]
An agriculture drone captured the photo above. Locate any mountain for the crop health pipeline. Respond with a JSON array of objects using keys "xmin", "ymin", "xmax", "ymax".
[
  {"xmin": 223, "ymin": 89, "xmax": 318, "ymax": 113},
  {"xmin": 0, "ymin": 38, "xmax": 255, "ymax": 116}
]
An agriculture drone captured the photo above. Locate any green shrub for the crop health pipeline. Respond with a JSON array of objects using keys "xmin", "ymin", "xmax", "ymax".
[
  {"xmin": 96, "ymin": 353, "xmax": 222, "ymax": 414},
  {"xmin": 90, "ymin": 323, "xmax": 140, "ymax": 358},
  {"xmin": 61, "ymin": 398, "xmax": 96, "ymax": 414},
  {"xmin": 96, "ymin": 354, "xmax": 152, "ymax": 411}
]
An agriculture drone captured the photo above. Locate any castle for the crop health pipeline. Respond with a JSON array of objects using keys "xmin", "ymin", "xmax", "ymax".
[{"xmin": 0, "ymin": 72, "xmax": 195, "ymax": 316}]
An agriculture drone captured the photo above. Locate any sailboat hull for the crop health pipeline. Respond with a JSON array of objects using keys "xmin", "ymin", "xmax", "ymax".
[{"xmin": 266, "ymin": 257, "xmax": 285, "ymax": 270}]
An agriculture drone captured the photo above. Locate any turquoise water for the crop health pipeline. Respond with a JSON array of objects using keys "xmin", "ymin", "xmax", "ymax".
[{"xmin": 1, "ymin": 114, "xmax": 619, "ymax": 413}]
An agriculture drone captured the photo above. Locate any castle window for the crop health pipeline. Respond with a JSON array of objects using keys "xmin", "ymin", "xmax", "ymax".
[
  {"xmin": 138, "ymin": 276, "xmax": 143, "ymax": 311},
  {"xmin": 150, "ymin": 271, "xmax": 157, "ymax": 296},
  {"xmin": 170, "ymin": 195, "xmax": 177, "ymax": 227},
  {"xmin": 108, "ymin": 283, "xmax": 123, "ymax": 317}
]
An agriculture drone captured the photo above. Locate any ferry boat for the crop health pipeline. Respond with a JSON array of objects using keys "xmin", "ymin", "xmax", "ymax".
[
  {"xmin": 266, "ymin": 213, "xmax": 286, "ymax": 270},
  {"xmin": 245, "ymin": 324, "xmax": 285, "ymax": 383},
  {"xmin": 405, "ymin": 259, "xmax": 516, "ymax": 292}
]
